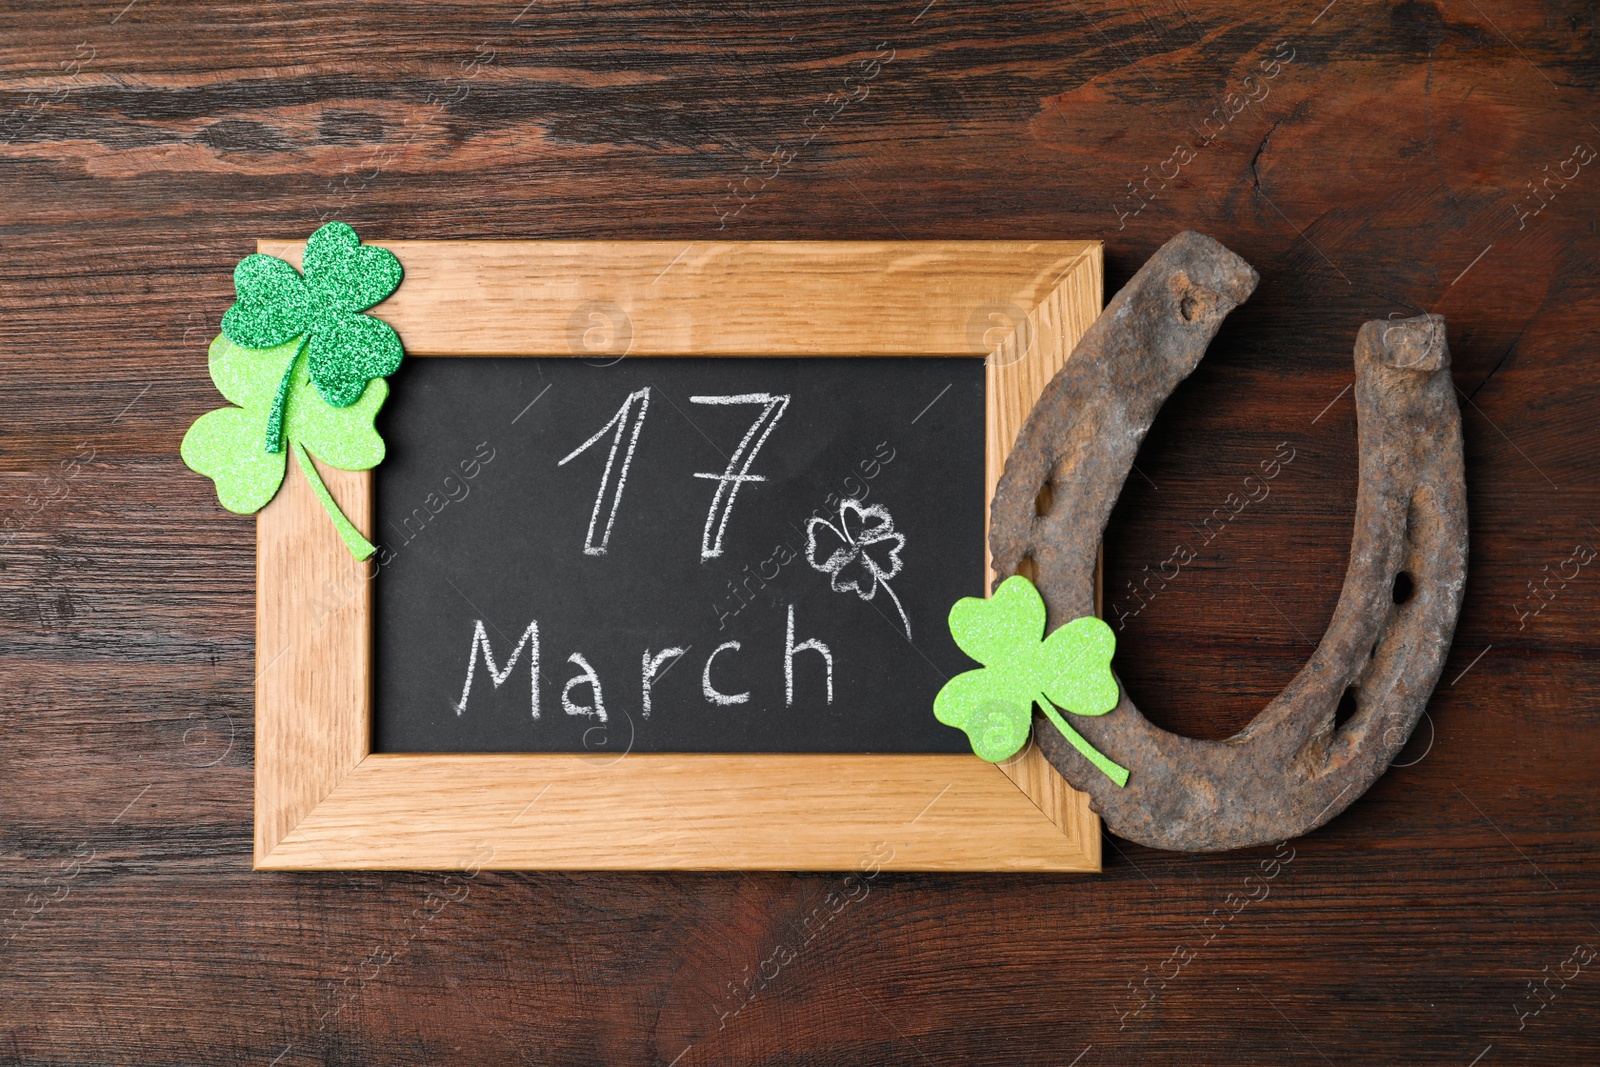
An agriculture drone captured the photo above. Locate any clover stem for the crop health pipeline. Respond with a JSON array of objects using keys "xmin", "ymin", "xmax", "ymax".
[
  {"xmin": 263, "ymin": 335, "xmax": 310, "ymax": 454},
  {"xmin": 1037, "ymin": 698, "xmax": 1130, "ymax": 788},
  {"xmin": 878, "ymin": 580, "xmax": 912, "ymax": 641},
  {"xmin": 292, "ymin": 441, "xmax": 376, "ymax": 561}
]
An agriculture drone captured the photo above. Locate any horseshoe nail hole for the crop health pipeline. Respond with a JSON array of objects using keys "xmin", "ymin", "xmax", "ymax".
[
  {"xmin": 1016, "ymin": 555, "xmax": 1039, "ymax": 584},
  {"xmin": 1334, "ymin": 687, "xmax": 1359, "ymax": 729},
  {"xmin": 1392, "ymin": 571, "xmax": 1415, "ymax": 604},
  {"xmin": 1179, "ymin": 292, "xmax": 1199, "ymax": 322},
  {"xmin": 1034, "ymin": 482, "xmax": 1054, "ymax": 517}
]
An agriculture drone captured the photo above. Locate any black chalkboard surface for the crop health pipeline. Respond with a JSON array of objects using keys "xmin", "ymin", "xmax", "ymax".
[{"xmin": 372, "ymin": 357, "xmax": 985, "ymax": 754}]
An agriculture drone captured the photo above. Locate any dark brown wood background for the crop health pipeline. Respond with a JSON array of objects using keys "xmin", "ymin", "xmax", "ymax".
[{"xmin": 3, "ymin": 0, "xmax": 1597, "ymax": 1063}]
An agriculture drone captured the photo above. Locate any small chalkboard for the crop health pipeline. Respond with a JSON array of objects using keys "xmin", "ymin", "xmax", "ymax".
[
  {"xmin": 252, "ymin": 239, "xmax": 1104, "ymax": 872},
  {"xmin": 373, "ymin": 357, "xmax": 985, "ymax": 754}
]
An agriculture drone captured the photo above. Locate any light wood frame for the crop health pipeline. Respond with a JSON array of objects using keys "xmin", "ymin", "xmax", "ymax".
[{"xmin": 254, "ymin": 240, "xmax": 1103, "ymax": 871}]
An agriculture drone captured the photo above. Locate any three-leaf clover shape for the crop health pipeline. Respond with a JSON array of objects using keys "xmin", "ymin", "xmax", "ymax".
[
  {"xmin": 222, "ymin": 220, "xmax": 403, "ymax": 453},
  {"xmin": 934, "ymin": 574, "xmax": 1129, "ymax": 786},
  {"xmin": 181, "ymin": 223, "xmax": 402, "ymax": 560}
]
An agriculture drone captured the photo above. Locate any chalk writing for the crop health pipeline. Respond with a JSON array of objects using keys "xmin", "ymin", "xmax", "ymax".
[
  {"xmin": 560, "ymin": 652, "xmax": 607, "ymax": 721},
  {"xmin": 452, "ymin": 608, "xmax": 833, "ymax": 723},
  {"xmin": 454, "ymin": 619, "xmax": 539, "ymax": 718},
  {"xmin": 641, "ymin": 646, "xmax": 687, "ymax": 718},
  {"xmin": 702, "ymin": 641, "xmax": 749, "ymax": 705},
  {"xmin": 691, "ymin": 393, "xmax": 791, "ymax": 560},
  {"xmin": 786, "ymin": 604, "xmax": 834, "ymax": 705},
  {"xmin": 557, "ymin": 387, "xmax": 651, "ymax": 556}
]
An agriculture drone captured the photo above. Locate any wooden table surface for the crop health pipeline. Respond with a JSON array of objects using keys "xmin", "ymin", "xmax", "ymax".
[{"xmin": 3, "ymin": 1, "xmax": 1597, "ymax": 1063}]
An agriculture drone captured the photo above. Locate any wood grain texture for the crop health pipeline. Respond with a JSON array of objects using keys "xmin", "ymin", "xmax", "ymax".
[
  {"xmin": 980, "ymin": 247, "xmax": 1104, "ymax": 842},
  {"xmin": 2, "ymin": 0, "xmax": 1598, "ymax": 1063},
  {"xmin": 253, "ymin": 239, "xmax": 1102, "ymax": 871},
  {"xmin": 266, "ymin": 754, "xmax": 1098, "ymax": 871},
  {"xmin": 255, "ymin": 454, "xmax": 371, "ymax": 861},
  {"xmin": 260, "ymin": 238, "xmax": 1099, "ymax": 356}
]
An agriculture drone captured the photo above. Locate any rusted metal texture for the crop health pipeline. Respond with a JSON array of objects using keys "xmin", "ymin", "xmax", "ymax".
[{"xmin": 990, "ymin": 230, "xmax": 1468, "ymax": 851}]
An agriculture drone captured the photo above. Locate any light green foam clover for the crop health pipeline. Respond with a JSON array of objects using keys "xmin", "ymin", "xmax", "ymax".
[
  {"xmin": 221, "ymin": 221, "xmax": 403, "ymax": 453},
  {"xmin": 934, "ymin": 574, "xmax": 1129, "ymax": 787},
  {"xmin": 182, "ymin": 333, "xmax": 387, "ymax": 559}
]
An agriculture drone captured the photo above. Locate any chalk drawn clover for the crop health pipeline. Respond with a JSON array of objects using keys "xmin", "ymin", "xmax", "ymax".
[{"xmin": 806, "ymin": 498, "xmax": 911, "ymax": 639}]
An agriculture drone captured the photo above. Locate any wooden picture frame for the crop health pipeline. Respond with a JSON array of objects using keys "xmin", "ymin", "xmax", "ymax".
[{"xmin": 253, "ymin": 240, "xmax": 1104, "ymax": 871}]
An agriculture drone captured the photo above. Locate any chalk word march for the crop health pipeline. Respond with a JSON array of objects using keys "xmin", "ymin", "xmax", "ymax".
[{"xmin": 452, "ymin": 604, "xmax": 835, "ymax": 721}]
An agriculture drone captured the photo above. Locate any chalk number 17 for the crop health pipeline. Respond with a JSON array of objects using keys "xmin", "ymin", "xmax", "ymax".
[{"xmin": 557, "ymin": 389, "xmax": 790, "ymax": 560}]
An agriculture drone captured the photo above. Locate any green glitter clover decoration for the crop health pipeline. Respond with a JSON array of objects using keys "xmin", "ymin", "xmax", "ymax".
[
  {"xmin": 181, "ymin": 223, "xmax": 403, "ymax": 560},
  {"xmin": 934, "ymin": 574, "xmax": 1130, "ymax": 787}
]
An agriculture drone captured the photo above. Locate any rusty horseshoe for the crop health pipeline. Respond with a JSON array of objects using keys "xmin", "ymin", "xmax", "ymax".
[{"xmin": 990, "ymin": 231, "xmax": 1467, "ymax": 851}]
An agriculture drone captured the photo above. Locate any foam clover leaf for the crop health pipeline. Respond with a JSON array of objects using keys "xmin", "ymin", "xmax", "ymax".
[
  {"xmin": 181, "ymin": 404, "xmax": 287, "ymax": 514},
  {"xmin": 221, "ymin": 221, "xmax": 403, "ymax": 451},
  {"xmin": 934, "ymin": 574, "xmax": 1129, "ymax": 786},
  {"xmin": 182, "ymin": 334, "xmax": 386, "ymax": 559}
]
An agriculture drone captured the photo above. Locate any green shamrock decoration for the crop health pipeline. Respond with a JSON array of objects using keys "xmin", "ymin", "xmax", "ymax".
[
  {"xmin": 182, "ymin": 223, "xmax": 403, "ymax": 561},
  {"xmin": 182, "ymin": 334, "xmax": 387, "ymax": 558},
  {"xmin": 934, "ymin": 574, "xmax": 1130, "ymax": 787},
  {"xmin": 221, "ymin": 221, "xmax": 403, "ymax": 453}
]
